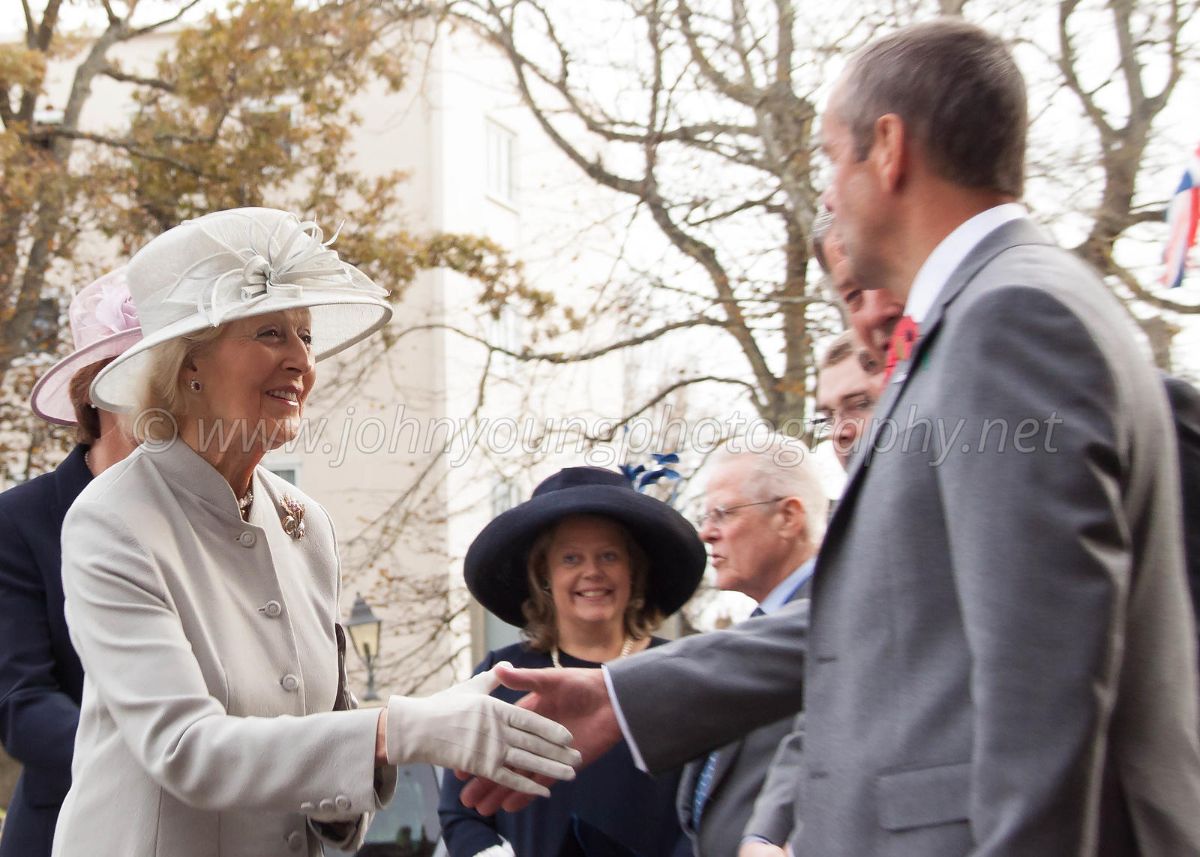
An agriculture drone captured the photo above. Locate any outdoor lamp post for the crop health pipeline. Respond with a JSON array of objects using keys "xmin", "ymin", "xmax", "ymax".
[{"xmin": 346, "ymin": 594, "xmax": 383, "ymax": 701}]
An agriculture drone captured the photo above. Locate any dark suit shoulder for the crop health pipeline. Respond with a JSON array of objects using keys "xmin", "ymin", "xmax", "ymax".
[
  {"xmin": 0, "ymin": 447, "xmax": 89, "ymax": 572},
  {"xmin": 479, "ymin": 637, "xmax": 671, "ymax": 676},
  {"xmin": 476, "ymin": 641, "xmax": 544, "ymax": 673},
  {"xmin": 0, "ymin": 463, "xmax": 61, "ymax": 520},
  {"xmin": 5, "ymin": 446, "xmax": 90, "ymax": 518}
]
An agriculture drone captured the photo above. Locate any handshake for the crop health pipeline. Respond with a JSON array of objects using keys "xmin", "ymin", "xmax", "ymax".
[{"xmin": 383, "ymin": 661, "xmax": 582, "ymax": 797}]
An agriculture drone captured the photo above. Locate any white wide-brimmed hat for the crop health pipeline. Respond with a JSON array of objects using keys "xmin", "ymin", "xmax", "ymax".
[
  {"xmin": 30, "ymin": 267, "xmax": 143, "ymax": 425},
  {"xmin": 90, "ymin": 207, "xmax": 394, "ymax": 413}
]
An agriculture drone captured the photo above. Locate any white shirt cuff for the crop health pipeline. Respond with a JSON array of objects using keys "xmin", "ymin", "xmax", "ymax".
[{"xmin": 602, "ymin": 664, "xmax": 649, "ymax": 773}]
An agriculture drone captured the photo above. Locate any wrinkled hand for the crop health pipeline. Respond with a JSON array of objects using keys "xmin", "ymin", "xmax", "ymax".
[
  {"xmin": 386, "ymin": 662, "xmax": 581, "ymax": 796},
  {"xmin": 458, "ymin": 665, "xmax": 621, "ymax": 814},
  {"xmin": 738, "ymin": 842, "xmax": 787, "ymax": 857}
]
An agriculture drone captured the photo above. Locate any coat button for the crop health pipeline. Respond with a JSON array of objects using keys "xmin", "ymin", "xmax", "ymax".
[
  {"xmin": 319, "ymin": 798, "xmax": 335, "ymax": 813},
  {"xmin": 280, "ymin": 673, "xmax": 300, "ymax": 692},
  {"xmin": 299, "ymin": 801, "xmax": 314, "ymax": 812},
  {"xmin": 261, "ymin": 600, "xmax": 282, "ymax": 618},
  {"xmin": 285, "ymin": 830, "xmax": 304, "ymax": 851},
  {"xmin": 237, "ymin": 531, "xmax": 257, "ymax": 548},
  {"xmin": 334, "ymin": 795, "xmax": 351, "ymax": 812}
]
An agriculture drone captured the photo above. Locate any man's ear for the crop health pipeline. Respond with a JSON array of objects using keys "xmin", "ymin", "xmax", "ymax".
[
  {"xmin": 778, "ymin": 496, "xmax": 808, "ymax": 539},
  {"xmin": 870, "ymin": 113, "xmax": 907, "ymax": 192}
]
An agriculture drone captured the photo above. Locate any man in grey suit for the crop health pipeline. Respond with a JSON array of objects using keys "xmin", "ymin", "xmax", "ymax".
[
  {"xmin": 737, "ymin": 328, "xmax": 884, "ymax": 857},
  {"xmin": 460, "ymin": 19, "xmax": 1200, "ymax": 856},
  {"xmin": 678, "ymin": 439, "xmax": 827, "ymax": 857}
]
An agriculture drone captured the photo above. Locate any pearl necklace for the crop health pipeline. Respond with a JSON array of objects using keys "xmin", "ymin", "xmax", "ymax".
[
  {"xmin": 237, "ymin": 489, "xmax": 254, "ymax": 520},
  {"xmin": 551, "ymin": 636, "xmax": 635, "ymax": 669}
]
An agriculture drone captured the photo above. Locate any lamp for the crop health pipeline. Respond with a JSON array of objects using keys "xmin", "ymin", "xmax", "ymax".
[{"xmin": 345, "ymin": 593, "xmax": 383, "ymax": 701}]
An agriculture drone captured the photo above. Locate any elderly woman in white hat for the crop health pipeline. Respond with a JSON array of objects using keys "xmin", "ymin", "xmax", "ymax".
[
  {"xmin": 439, "ymin": 466, "xmax": 706, "ymax": 857},
  {"xmin": 51, "ymin": 208, "xmax": 579, "ymax": 857},
  {"xmin": 0, "ymin": 269, "xmax": 141, "ymax": 857}
]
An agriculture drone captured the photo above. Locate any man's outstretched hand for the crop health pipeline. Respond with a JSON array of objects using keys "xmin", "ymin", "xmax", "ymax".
[{"xmin": 458, "ymin": 664, "xmax": 622, "ymax": 815}]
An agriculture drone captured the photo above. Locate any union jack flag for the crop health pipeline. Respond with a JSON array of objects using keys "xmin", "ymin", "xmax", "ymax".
[{"xmin": 1163, "ymin": 142, "xmax": 1200, "ymax": 289}]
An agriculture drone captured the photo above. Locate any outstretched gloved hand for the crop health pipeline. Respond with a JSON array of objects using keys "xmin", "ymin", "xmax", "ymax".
[{"xmin": 385, "ymin": 662, "xmax": 580, "ymax": 796}]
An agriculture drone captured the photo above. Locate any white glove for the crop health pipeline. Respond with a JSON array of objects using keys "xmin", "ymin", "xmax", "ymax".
[{"xmin": 386, "ymin": 662, "xmax": 580, "ymax": 796}]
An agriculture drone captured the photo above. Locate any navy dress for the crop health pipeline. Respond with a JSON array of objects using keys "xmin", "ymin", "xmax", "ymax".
[
  {"xmin": 439, "ymin": 640, "xmax": 689, "ymax": 857},
  {"xmin": 0, "ymin": 445, "xmax": 90, "ymax": 857}
]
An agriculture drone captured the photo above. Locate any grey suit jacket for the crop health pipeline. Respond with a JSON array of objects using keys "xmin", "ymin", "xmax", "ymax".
[
  {"xmin": 676, "ymin": 593, "xmax": 809, "ymax": 857},
  {"xmin": 742, "ymin": 713, "xmax": 803, "ymax": 847},
  {"xmin": 53, "ymin": 440, "xmax": 393, "ymax": 857},
  {"xmin": 609, "ymin": 218, "xmax": 1200, "ymax": 856}
]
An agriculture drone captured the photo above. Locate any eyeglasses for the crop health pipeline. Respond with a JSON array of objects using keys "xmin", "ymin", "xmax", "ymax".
[{"xmin": 698, "ymin": 497, "xmax": 784, "ymax": 528}]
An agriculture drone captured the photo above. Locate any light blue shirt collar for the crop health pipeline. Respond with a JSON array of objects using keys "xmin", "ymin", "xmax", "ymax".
[
  {"xmin": 905, "ymin": 202, "xmax": 1027, "ymax": 324},
  {"xmin": 757, "ymin": 557, "xmax": 817, "ymax": 614}
]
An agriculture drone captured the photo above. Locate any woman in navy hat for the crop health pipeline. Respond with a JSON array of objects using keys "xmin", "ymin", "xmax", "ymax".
[{"xmin": 439, "ymin": 466, "xmax": 707, "ymax": 857}]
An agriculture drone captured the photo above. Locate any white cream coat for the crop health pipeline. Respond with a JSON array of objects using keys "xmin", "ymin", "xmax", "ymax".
[{"xmin": 52, "ymin": 440, "xmax": 390, "ymax": 857}]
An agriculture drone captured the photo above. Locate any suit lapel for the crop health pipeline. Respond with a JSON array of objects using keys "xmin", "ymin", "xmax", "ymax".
[{"xmin": 825, "ymin": 218, "xmax": 1054, "ymax": 548}]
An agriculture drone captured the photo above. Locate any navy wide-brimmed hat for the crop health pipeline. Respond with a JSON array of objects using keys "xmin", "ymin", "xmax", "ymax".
[{"xmin": 464, "ymin": 467, "xmax": 706, "ymax": 628}]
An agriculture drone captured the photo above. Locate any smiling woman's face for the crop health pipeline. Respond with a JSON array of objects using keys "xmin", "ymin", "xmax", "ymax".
[
  {"xmin": 185, "ymin": 309, "xmax": 316, "ymax": 452},
  {"xmin": 545, "ymin": 515, "xmax": 633, "ymax": 636}
]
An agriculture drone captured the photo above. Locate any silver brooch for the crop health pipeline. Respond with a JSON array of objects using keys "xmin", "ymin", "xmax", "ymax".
[{"xmin": 280, "ymin": 494, "xmax": 306, "ymax": 541}]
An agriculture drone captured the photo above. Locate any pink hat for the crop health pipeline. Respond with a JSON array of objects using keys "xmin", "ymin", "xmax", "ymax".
[{"xmin": 30, "ymin": 268, "xmax": 143, "ymax": 425}]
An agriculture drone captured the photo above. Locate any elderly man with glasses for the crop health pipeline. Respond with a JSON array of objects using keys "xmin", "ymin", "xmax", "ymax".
[{"xmin": 674, "ymin": 436, "xmax": 829, "ymax": 857}]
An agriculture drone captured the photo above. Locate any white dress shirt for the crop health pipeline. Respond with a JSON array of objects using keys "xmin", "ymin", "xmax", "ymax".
[{"xmin": 904, "ymin": 202, "xmax": 1027, "ymax": 323}]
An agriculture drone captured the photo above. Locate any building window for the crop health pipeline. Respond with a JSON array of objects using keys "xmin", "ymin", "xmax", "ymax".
[
  {"xmin": 491, "ymin": 304, "xmax": 524, "ymax": 373},
  {"xmin": 485, "ymin": 120, "xmax": 517, "ymax": 206},
  {"xmin": 265, "ymin": 460, "xmax": 300, "ymax": 486},
  {"xmin": 490, "ymin": 478, "xmax": 520, "ymax": 518},
  {"xmin": 485, "ymin": 608, "xmax": 522, "ymax": 651},
  {"xmin": 269, "ymin": 467, "xmax": 298, "ymax": 485}
]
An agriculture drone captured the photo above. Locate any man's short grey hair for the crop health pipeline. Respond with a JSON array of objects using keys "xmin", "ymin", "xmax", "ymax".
[
  {"xmin": 715, "ymin": 434, "xmax": 830, "ymax": 548},
  {"xmin": 836, "ymin": 18, "xmax": 1027, "ymax": 198}
]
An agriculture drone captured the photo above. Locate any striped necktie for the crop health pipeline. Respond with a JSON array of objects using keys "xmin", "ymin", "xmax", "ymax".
[{"xmin": 691, "ymin": 751, "xmax": 720, "ymax": 827}]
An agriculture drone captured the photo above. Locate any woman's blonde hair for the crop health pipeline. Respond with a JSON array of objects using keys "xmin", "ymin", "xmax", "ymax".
[
  {"xmin": 132, "ymin": 326, "xmax": 226, "ymax": 442},
  {"xmin": 520, "ymin": 516, "xmax": 662, "ymax": 652}
]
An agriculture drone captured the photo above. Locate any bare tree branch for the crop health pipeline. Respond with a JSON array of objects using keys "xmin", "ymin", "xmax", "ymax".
[
  {"xmin": 49, "ymin": 128, "xmax": 215, "ymax": 176},
  {"xmin": 583, "ymin": 375, "xmax": 764, "ymax": 442},
  {"xmin": 1101, "ymin": 251, "xmax": 1200, "ymax": 315},
  {"xmin": 131, "ymin": 0, "xmax": 206, "ymax": 37},
  {"xmin": 102, "ymin": 65, "xmax": 176, "ymax": 92},
  {"xmin": 1058, "ymin": 0, "xmax": 1116, "ymax": 144},
  {"xmin": 392, "ymin": 317, "xmax": 726, "ymax": 363}
]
